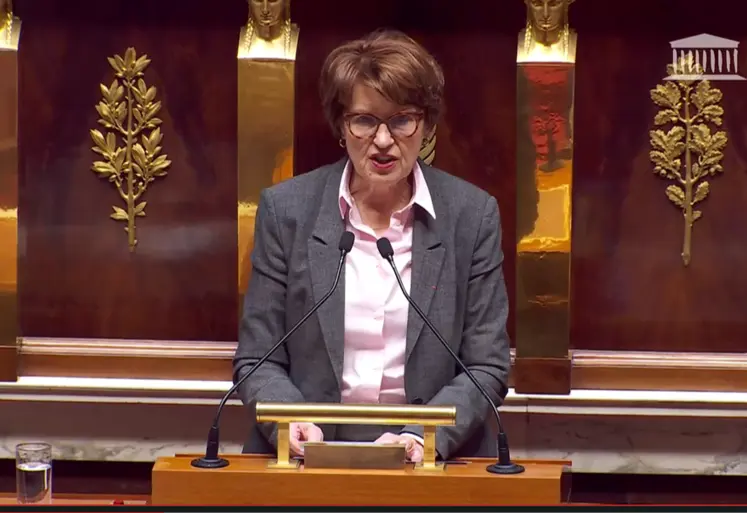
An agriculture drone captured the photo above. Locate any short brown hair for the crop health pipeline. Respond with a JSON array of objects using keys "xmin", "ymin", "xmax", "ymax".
[{"xmin": 319, "ymin": 29, "xmax": 445, "ymax": 139}]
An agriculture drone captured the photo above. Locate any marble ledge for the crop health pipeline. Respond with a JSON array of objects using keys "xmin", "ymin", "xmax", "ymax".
[{"xmin": 1, "ymin": 379, "xmax": 747, "ymax": 475}]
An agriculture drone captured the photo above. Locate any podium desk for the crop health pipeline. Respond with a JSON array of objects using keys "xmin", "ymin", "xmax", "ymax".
[
  {"xmin": 0, "ymin": 494, "xmax": 149, "ymax": 506},
  {"xmin": 152, "ymin": 454, "xmax": 568, "ymax": 506}
]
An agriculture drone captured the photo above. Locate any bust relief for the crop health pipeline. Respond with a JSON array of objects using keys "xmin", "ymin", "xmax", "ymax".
[
  {"xmin": 518, "ymin": 0, "xmax": 576, "ymax": 63},
  {"xmin": 0, "ymin": 0, "xmax": 20, "ymax": 50},
  {"xmin": 238, "ymin": 0, "xmax": 299, "ymax": 61},
  {"xmin": 1, "ymin": 0, "xmax": 12, "ymax": 30}
]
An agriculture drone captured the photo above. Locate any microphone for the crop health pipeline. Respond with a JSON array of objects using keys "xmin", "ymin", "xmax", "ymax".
[
  {"xmin": 376, "ymin": 237, "xmax": 524, "ymax": 475},
  {"xmin": 191, "ymin": 231, "xmax": 356, "ymax": 469}
]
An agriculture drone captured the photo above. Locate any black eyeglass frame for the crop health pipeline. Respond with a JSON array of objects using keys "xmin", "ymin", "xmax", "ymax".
[{"xmin": 342, "ymin": 111, "xmax": 425, "ymax": 140}]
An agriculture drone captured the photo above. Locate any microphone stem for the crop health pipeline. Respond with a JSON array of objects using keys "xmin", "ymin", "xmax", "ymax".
[
  {"xmin": 193, "ymin": 230, "xmax": 354, "ymax": 469},
  {"xmin": 385, "ymin": 256, "xmax": 506, "ymax": 435},
  {"xmin": 226, "ymin": 250, "xmax": 346, "ymax": 415},
  {"xmin": 203, "ymin": 250, "xmax": 346, "ymax": 454}
]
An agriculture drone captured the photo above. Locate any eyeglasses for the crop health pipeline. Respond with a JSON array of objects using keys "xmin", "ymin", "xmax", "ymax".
[{"xmin": 344, "ymin": 112, "xmax": 423, "ymax": 139}]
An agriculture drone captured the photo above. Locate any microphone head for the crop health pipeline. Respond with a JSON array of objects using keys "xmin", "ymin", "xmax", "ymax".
[
  {"xmin": 338, "ymin": 231, "xmax": 355, "ymax": 253},
  {"xmin": 376, "ymin": 237, "xmax": 394, "ymax": 259}
]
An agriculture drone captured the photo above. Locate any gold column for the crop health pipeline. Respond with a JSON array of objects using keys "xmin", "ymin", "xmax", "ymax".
[
  {"xmin": 0, "ymin": 0, "xmax": 20, "ymax": 381},
  {"xmin": 514, "ymin": 0, "xmax": 576, "ymax": 394},
  {"xmin": 238, "ymin": 0, "xmax": 298, "ymax": 299}
]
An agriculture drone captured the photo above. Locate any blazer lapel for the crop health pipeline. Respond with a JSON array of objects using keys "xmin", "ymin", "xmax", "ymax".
[
  {"xmin": 405, "ymin": 168, "xmax": 446, "ymax": 363},
  {"xmin": 307, "ymin": 162, "xmax": 347, "ymax": 389}
]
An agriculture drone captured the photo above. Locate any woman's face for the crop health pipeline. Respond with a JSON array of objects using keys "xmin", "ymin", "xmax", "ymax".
[{"xmin": 342, "ymin": 83, "xmax": 425, "ymax": 191}]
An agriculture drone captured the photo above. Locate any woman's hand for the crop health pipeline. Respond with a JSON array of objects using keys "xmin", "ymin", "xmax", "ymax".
[
  {"xmin": 373, "ymin": 432, "xmax": 424, "ymax": 462},
  {"xmin": 289, "ymin": 422, "xmax": 324, "ymax": 456}
]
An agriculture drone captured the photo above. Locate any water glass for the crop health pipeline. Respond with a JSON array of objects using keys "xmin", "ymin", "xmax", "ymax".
[{"xmin": 15, "ymin": 442, "xmax": 52, "ymax": 504}]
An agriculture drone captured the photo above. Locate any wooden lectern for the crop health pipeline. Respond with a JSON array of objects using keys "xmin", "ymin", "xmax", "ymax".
[
  {"xmin": 152, "ymin": 455, "xmax": 566, "ymax": 506},
  {"xmin": 152, "ymin": 402, "xmax": 568, "ymax": 505}
]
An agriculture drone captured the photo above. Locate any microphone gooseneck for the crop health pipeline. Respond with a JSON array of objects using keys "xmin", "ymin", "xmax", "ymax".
[
  {"xmin": 376, "ymin": 237, "xmax": 524, "ymax": 475},
  {"xmin": 191, "ymin": 231, "xmax": 356, "ymax": 469}
]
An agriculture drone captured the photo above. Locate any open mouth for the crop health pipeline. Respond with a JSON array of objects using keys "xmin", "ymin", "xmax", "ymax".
[{"xmin": 370, "ymin": 155, "xmax": 397, "ymax": 170}]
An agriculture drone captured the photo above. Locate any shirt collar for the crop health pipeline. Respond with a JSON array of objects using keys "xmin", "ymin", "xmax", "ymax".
[{"xmin": 337, "ymin": 160, "xmax": 436, "ymax": 221}]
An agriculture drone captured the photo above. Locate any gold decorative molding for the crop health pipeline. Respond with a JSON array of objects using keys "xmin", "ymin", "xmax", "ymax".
[
  {"xmin": 419, "ymin": 125, "xmax": 436, "ymax": 165},
  {"xmin": 90, "ymin": 47, "xmax": 171, "ymax": 251},
  {"xmin": 650, "ymin": 52, "xmax": 727, "ymax": 266}
]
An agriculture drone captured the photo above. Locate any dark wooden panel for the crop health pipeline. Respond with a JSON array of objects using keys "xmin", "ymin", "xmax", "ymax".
[
  {"xmin": 0, "ymin": 459, "xmax": 151, "ymax": 496},
  {"xmin": 19, "ymin": 0, "xmax": 745, "ymax": 355},
  {"xmin": 17, "ymin": 0, "xmax": 243, "ymax": 341},
  {"xmin": 293, "ymin": 0, "xmax": 524, "ymax": 343},
  {"xmin": 292, "ymin": 1, "xmax": 400, "ymax": 172},
  {"xmin": 570, "ymin": 472, "xmax": 747, "ymax": 505},
  {"xmin": 18, "ymin": 337, "xmax": 235, "ymax": 380},
  {"xmin": 515, "ymin": 356, "xmax": 571, "ymax": 394},
  {"xmin": 296, "ymin": 0, "xmax": 747, "ymax": 356},
  {"xmin": 570, "ymin": 0, "xmax": 747, "ymax": 352}
]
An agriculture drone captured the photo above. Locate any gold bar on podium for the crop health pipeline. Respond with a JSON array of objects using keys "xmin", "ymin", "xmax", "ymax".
[
  {"xmin": 237, "ymin": 0, "xmax": 298, "ymax": 298},
  {"xmin": 267, "ymin": 422, "xmax": 298, "ymax": 469},
  {"xmin": 417, "ymin": 425, "xmax": 439, "ymax": 472},
  {"xmin": 257, "ymin": 402, "xmax": 456, "ymax": 472},
  {"xmin": 256, "ymin": 402, "xmax": 456, "ymax": 426},
  {"xmin": 0, "ymin": 1, "xmax": 19, "ymax": 382},
  {"xmin": 514, "ymin": 0, "xmax": 576, "ymax": 394}
]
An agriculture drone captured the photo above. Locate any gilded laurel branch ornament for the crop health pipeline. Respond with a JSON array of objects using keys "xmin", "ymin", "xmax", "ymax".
[
  {"xmin": 90, "ymin": 47, "xmax": 171, "ymax": 251},
  {"xmin": 649, "ymin": 53, "xmax": 727, "ymax": 266}
]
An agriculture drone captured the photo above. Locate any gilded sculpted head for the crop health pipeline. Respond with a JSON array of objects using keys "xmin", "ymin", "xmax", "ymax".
[
  {"xmin": 0, "ymin": 0, "xmax": 11, "ymax": 18},
  {"xmin": 525, "ymin": 0, "xmax": 573, "ymax": 45},
  {"xmin": 0, "ymin": 0, "xmax": 12, "ymax": 37},
  {"xmin": 248, "ymin": 0, "xmax": 289, "ymax": 34}
]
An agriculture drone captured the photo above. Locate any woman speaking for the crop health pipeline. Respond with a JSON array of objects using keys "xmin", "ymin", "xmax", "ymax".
[{"xmin": 233, "ymin": 29, "xmax": 511, "ymax": 462}]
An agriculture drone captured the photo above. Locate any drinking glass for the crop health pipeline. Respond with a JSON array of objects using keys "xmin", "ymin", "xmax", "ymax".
[{"xmin": 15, "ymin": 442, "xmax": 52, "ymax": 504}]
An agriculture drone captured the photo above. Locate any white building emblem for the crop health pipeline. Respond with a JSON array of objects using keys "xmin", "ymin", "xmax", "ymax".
[{"xmin": 665, "ymin": 33, "xmax": 745, "ymax": 81}]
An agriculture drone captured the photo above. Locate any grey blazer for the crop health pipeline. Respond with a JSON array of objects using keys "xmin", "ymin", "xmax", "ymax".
[{"xmin": 233, "ymin": 158, "xmax": 511, "ymax": 460}]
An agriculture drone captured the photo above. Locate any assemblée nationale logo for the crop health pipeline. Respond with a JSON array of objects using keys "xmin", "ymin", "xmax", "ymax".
[{"xmin": 665, "ymin": 33, "xmax": 746, "ymax": 81}]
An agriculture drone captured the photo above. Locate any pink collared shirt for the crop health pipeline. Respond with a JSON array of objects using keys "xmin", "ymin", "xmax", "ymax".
[{"xmin": 338, "ymin": 161, "xmax": 436, "ymax": 407}]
